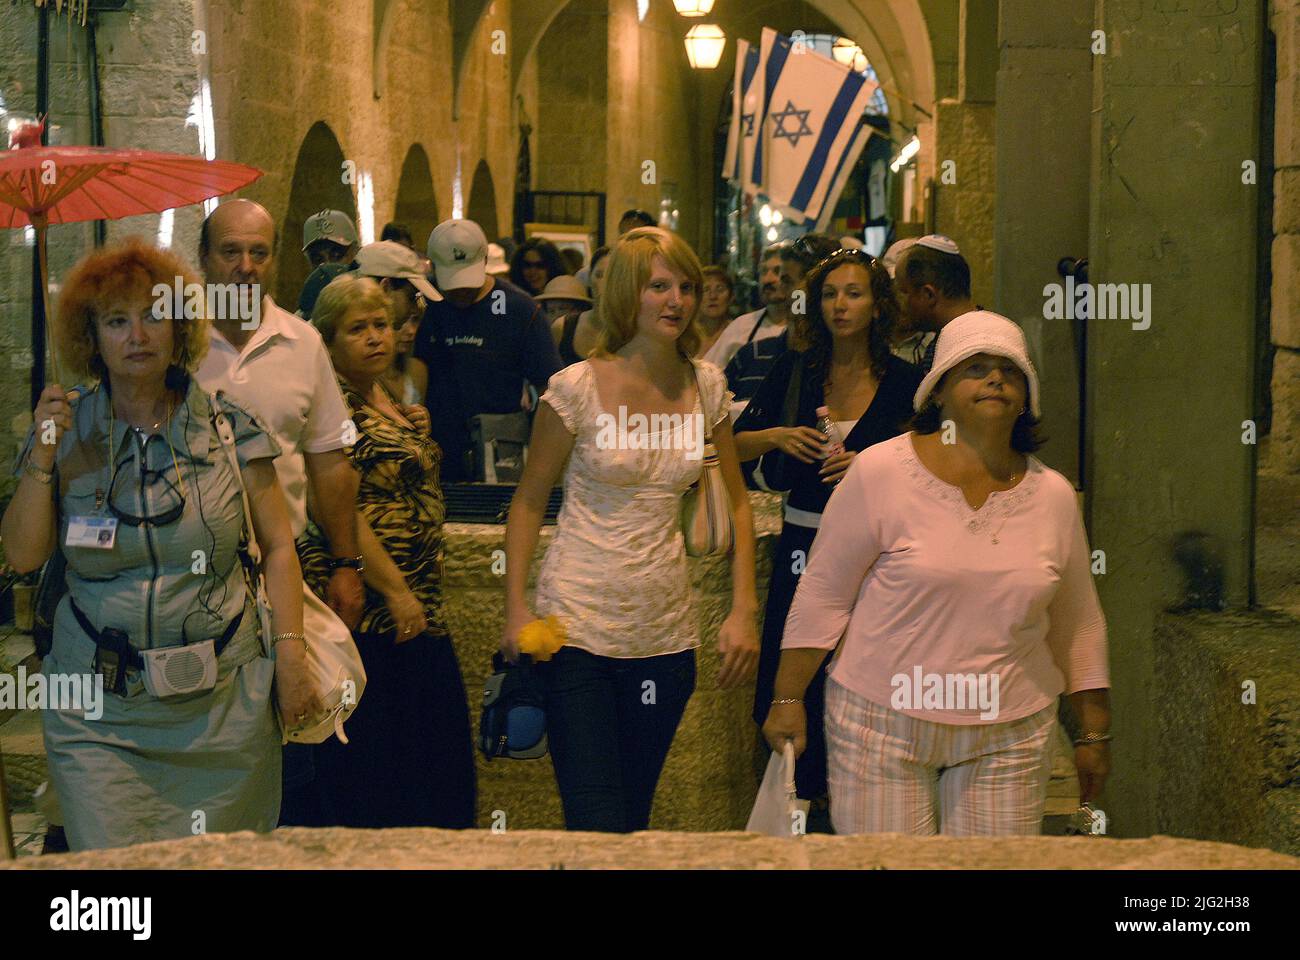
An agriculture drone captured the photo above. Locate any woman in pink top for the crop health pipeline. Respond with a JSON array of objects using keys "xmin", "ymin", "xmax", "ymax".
[{"xmin": 762, "ymin": 311, "xmax": 1112, "ymax": 835}]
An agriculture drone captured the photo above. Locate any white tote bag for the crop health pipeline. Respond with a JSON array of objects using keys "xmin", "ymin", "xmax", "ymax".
[
  {"xmin": 746, "ymin": 741, "xmax": 811, "ymax": 837},
  {"xmin": 210, "ymin": 393, "xmax": 367, "ymax": 745}
]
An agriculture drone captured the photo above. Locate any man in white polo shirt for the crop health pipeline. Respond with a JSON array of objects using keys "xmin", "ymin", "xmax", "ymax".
[{"xmin": 196, "ymin": 199, "xmax": 365, "ymax": 825}]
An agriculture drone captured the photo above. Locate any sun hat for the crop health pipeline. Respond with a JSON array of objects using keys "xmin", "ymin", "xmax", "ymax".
[
  {"xmin": 427, "ymin": 219, "xmax": 488, "ymax": 291},
  {"xmin": 913, "ymin": 310, "xmax": 1040, "ymax": 417},
  {"xmin": 354, "ymin": 240, "xmax": 442, "ymax": 301},
  {"xmin": 302, "ymin": 209, "xmax": 358, "ymax": 252},
  {"xmin": 534, "ymin": 275, "xmax": 592, "ymax": 304}
]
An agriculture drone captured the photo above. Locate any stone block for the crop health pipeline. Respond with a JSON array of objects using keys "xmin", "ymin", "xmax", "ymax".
[
  {"xmin": 1267, "ymin": 348, "xmax": 1300, "ymax": 473},
  {"xmin": 1273, "ymin": 234, "xmax": 1300, "ymax": 349},
  {"xmin": 999, "ymin": 0, "xmax": 1094, "ymax": 52}
]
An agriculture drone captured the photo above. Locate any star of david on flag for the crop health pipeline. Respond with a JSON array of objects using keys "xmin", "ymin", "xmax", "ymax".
[{"xmin": 743, "ymin": 27, "xmax": 879, "ymax": 225}]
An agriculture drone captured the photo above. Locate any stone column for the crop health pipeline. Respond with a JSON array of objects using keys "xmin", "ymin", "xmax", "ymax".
[
  {"xmin": 993, "ymin": 0, "xmax": 1093, "ymax": 483},
  {"xmin": 933, "ymin": 0, "xmax": 997, "ymax": 307},
  {"xmin": 1087, "ymin": 0, "xmax": 1264, "ymax": 836},
  {"xmin": 1270, "ymin": 0, "xmax": 1300, "ymax": 473}
]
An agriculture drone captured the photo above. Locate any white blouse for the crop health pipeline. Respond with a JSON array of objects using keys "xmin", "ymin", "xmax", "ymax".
[{"xmin": 535, "ymin": 359, "xmax": 733, "ymax": 658}]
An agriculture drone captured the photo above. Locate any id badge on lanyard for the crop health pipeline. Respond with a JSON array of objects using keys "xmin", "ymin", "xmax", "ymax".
[{"xmin": 66, "ymin": 515, "xmax": 117, "ymax": 550}]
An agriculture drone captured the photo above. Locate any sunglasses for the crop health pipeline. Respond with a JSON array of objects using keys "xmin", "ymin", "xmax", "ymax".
[{"xmin": 107, "ymin": 460, "xmax": 186, "ymax": 527}]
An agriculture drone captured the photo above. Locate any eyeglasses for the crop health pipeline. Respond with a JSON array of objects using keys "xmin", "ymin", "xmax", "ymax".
[{"xmin": 106, "ymin": 457, "xmax": 186, "ymax": 527}]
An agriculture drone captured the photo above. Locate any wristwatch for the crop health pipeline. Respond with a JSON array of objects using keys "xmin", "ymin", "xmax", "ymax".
[{"xmin": 326, "ymin": 555, "xmax": 365, "ymax": 573}]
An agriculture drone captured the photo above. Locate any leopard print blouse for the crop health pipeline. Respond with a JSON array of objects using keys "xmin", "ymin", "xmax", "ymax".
[{"xmin": 298, "ymin": 376, "xmax": 448, "ymax": 639}]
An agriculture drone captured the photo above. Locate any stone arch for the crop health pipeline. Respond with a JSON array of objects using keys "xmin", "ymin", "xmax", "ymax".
[
  {"xmin": 466, "ymin": 159, "xmax": 499, "ymax": 238},
  {"xmin": 393, "ymin": 144, "xmax": 439, "ymax": 253},
  {"xmin": 278, "ymin": 121, "xmax": 357, "ymax": 307}
]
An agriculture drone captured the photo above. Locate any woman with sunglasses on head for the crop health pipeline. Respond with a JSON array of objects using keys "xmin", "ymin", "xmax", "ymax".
[
  {"xmin": 502, "ymin": 227, "xmax": 760, "ymax": 832},
  {"xmin": 733, "ymin": 248, "xmax": 922, "ymax": 827},
  {"xmin": 763, "ymin": 311, "xmax": 1111, "ymax": 836},
  {"xmin": 1, "ymin": 237, "xmax": 317, "ymax": 851}
]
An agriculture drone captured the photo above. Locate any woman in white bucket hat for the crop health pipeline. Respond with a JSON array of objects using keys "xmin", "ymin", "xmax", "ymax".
[{"xmin": 763, "ymin": 310, "xmax": 1112, "ymax": 835}]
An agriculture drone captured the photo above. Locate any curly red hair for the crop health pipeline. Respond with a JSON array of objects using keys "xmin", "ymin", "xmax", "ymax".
[{"xmin": 55, "ymin": 236, "xmax": 209, "ymax": 382}]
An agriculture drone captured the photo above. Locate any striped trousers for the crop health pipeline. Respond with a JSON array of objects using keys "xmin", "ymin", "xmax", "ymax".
[{"xmin": 825, "ymin": 677, "xmax": 1057, "ymax": 836}]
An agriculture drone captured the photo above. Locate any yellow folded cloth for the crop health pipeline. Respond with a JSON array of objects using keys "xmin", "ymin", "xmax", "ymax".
[{"xmin": 516, "ymin": 616, "xmax": 567, "ymax": 662}]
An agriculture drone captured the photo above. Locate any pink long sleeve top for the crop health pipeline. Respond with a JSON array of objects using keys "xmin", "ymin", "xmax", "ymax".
[{"xmin": 782, "ymin": 433, "xmax": 1109, "ymax": 724}]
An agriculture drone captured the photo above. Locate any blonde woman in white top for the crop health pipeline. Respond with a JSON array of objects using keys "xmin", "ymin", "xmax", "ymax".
[
  {"xmin": 764, "ymin": 312, "xmax": 1111, "ymax": 836},
  {"xmin": 503, "ymin": 227, "xmax": 760, "ymax": 832}
]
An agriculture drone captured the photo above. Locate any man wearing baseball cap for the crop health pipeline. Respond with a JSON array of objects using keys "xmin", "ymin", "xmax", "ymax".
[
  {"xmin": 892, "ymin": 234, "xmax": 977, "ymax": 372},
  {"xmin": 414, "ymin": 218, "xmax": 562, "ymax": 482},
  {"xmin": 303, "ymin": 209, "xmax": 359, "ymax": 270}
]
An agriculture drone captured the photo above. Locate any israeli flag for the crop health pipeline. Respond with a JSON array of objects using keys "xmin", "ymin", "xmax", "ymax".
[
  {"xmin": 752, "ymin": 28, "xmax": 879, "ymax": 224},
  {"xmin": 724, "ymin": 38, "xmax": 763, "ymax": 186}
]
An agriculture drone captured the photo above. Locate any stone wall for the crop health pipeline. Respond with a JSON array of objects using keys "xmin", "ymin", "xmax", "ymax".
[
  {"xmin": 1155, "ymin": 610, "xmax": 1300, "ymax": 856},
  {"xmin": 535, "ymin": 0, "xmax": 608, "ymax": 197},
  {"xmin": 1270, "ymin": 0, "xmax": 1300, "ymax": 474},
  {"xmin": 440, "ymin": 491, "xmax": 783, "ymax": 831}
]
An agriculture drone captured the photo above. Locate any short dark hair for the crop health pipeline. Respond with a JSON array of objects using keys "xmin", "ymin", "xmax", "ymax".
[
  {"xmin": 899, "ymin": 245, "xmax": 971, "ymax": 300},
  {"xmin": 618, "ymin": 209, "xmax": 655, "ymax": 229},
  {"xmin": 911, "ymin": 379, "xmax": 1045, "ymax": 453},
  {"xmin": 782, "ymin": 233, "xmax": 840, "ymax": 271},
  {"xmin": 381, "ymin": 221, "xmax": 414, "ymax": 248}
]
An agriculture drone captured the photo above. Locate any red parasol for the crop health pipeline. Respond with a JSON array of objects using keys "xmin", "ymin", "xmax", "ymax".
[{"xmin": 0, "ymin": 120, "xmax": 263, "ymax": 380}]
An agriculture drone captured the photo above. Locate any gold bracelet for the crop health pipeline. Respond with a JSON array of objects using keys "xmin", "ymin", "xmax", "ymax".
[
  {"xmin": 1074, "ymin": 732, "xmax": 1112, "ymax": 746},
  {"xmin": 771, "ymin": 697, "xmax": 803, "ymax": 705},
  {"xmin": 272, "ymin": 632, "xmax": 306, "ymax": 646},
  {"xmin": 22, "ymin": 458, "xmax": 53, "ymax": 485}
]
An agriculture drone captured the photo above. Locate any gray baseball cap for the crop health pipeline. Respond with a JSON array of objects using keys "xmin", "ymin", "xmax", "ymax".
[{"xmin": 302, "ymin": 209, "xmax": 358, "ymax": 252}]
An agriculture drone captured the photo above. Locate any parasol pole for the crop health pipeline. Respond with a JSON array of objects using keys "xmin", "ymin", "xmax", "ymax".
[{"xmin": 31, "ymin": 211, "xmax": 61, "ymax": 392}]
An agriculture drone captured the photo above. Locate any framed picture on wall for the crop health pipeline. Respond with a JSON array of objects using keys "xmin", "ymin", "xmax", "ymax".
[{"xmin": 525, "ymin": 223, "xmax": 596, "ymax": 270}]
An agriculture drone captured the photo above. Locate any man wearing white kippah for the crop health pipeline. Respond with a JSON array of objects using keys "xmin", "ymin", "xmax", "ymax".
[{"xmin": 893, "ymin": 235, "xmax": 977, "ymax": 372}]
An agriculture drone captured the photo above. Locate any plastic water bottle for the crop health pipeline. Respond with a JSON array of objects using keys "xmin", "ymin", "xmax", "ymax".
[{"xmin": 814, "ymin": 406, "xmax": 846, "ymax": 459}]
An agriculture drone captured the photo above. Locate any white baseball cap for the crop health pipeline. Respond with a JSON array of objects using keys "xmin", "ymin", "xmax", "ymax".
[
  {"xmin": 427, "ymin": 219, "xmax": 488, "ymax": 291},
  {"xmin": 354, "ymin": 241, "xmax": 442, "ymax": 301},
  {"xmin": 302, "ymin": 209, "xmax": 358, "ymax": 252},
  {"xmin": 913, "ymin": 311, "xmax": 1041, "ymax": 417}
]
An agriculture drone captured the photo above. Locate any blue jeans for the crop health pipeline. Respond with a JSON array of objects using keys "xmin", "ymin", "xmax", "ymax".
[{"xmin": 540, "ymin": 646, "xmax": 696, "ymax": 832}]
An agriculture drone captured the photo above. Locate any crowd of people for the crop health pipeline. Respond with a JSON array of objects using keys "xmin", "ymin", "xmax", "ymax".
[{"xmin": 2, "ymin": 192, "xmax": 1111, "ymax": 850}]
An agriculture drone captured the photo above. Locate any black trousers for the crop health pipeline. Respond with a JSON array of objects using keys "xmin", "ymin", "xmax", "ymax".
[
  {"xmin": 281, "ymin": 630, "xmax": 477, "ymax": 829},
  {"xmin": 540, "ymin": 646, "xmax": 696, "ymax": 833},
  {"xmin": 753, "ymin": 522, "xmax": 830, "ymax": 801}
]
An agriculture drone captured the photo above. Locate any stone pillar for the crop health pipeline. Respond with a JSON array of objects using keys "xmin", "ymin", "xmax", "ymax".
[
  {"xmin": 932, "ymin": 0, "xmax": 998, "ymax": 307},
  {"xmin": 993, "ymin": 0, "xmax": 1093, "ymax": 483},
  {"xmin": 1270, "ymin": 0, "xmax": 1300, "ymax": 473},
  {"xmin": 1087, "ymin": 1, "xmax": 1264, "ymax": 836}
]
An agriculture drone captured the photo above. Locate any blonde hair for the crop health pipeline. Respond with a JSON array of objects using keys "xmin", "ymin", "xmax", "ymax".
[
  {"xmin": 595, "ymin": 227, "xmax": 703, "ymax": 358},
  {"xmin": 311, "ymin": 273, "xmax": 391, "ymax": 343},
  {"xmin": 55, "ymin": 236, "xmax": 210, "ymax": 382}
]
